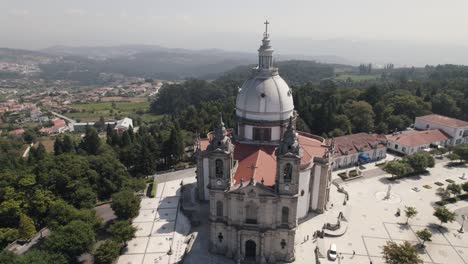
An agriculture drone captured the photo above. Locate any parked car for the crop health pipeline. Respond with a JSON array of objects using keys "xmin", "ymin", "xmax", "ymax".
[{"xmin": 328, "ymin": 243, "xmax": 337, "ymax": 261}]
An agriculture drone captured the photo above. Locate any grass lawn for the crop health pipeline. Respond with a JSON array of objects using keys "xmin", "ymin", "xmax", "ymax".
[
  {"xmin": 68, "ymin": 101, "xmax": 163, "ymax": 124},
  {"xmin": 335, "ymin": 74, "xmax": 380, "ymax": 81},
  {"xmin": 37, "ymin": 138, "xmax": 55, "ymax": 153}
]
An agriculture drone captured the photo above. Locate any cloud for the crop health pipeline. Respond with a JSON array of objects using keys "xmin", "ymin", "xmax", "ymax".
[{"xmin": 9, "ymin": 9, "xmax": 30, "ymax": 16}]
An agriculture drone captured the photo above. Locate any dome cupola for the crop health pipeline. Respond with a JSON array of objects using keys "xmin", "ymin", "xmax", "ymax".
[{"xmin": 235, "ymin": 21, "xmax": 295, "ymax": 145}]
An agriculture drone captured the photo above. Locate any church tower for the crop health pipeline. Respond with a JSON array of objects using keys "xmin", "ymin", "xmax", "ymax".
[
  {"xmin": 276, "ymin": 118, "xmax": 302, "ymax": 196},
  {"xmin": 207, "ymin": 114, "xmax": 234, "ymax": 191}
]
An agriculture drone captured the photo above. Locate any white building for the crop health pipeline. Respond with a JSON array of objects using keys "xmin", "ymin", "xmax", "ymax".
[
  {"xmin": 332, "ymin": 133, "xmax": 387, "ymax": 170},
  {"xmin": 386, "ymin": 129, "xmax": 450, "ymax": 155},
  {"xmin": 414, "ymin": 114, "xmax": 468, "ymax": 145},
  {"xmin": 114, "ymin": 117, "xmax": 133, "ymax": 133}
]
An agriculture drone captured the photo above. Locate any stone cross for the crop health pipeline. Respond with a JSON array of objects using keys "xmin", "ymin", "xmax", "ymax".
[{"xmin": 248, "ymin": 164, "xmax": 257, "ymax": 183}]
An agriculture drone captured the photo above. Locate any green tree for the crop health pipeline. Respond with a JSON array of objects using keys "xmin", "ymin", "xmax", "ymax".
[
  {"xmin": 120, "ymin": 131, "xmax": 132, "ymax": 147},
  {"xmin": 62, "ymin": 135, "xmax": 75, "ymax": 153},
  {"xmin": 108, "ymin": 220, "xmax": 136, "ymax": 244},
  {"xmin": 23, "ymin": 129, "xmax": 37, "ymax": 144},
  {"xmin": 111, "ymin": 189, "xmax": 141, "ymax": 219},
  {"xmin": 80, "ymin": 127, "xmax": 100, "ymax": 155},
  {"xmin": 447, "ymin": 153, "xmax": 461, "ymax": 162},
  {"xmin": 433, "ymin": 207, "xmax": 456, "ymax": 226},
  {"xmin": 53, "ymin": 137, "xmax": 63, "ymax": 155},
  {"xmin": 405, "ymin": 152, "xmax": 435, "ymax": 172},
  {"xmin": 70, "ymin": 187, "xmax": 97, "ymax": 209},
  {"xmin": 94, "ymin": 116, "xmax": 106, "ymax": 132},
  {"xmin": 31, "ymin": 143, "xmax": 47, "ymax": 161},
  {"xmin": 18, "ymin": 214, "xmax": 36, "ymax": 240},
  {"xmin": 462, "ymin": 182, "xmax": 468, "ymax": 193},
  {"xmin": 16, "ymin": 250, "xmax": 67, "ymax": 264},
  {"xmin": 453, "ymin": 144, "xmax": 468, "ymax": 162},
  {"xmin": 382, "ymin": 241, "xmax": 422, "ymax": 264},
  {"xmin": 404, "ymin": 206, "xmax": 418, "ymax": 225},
  {"xmin": 45, "ymin": 220, "xmax": 95, "ymax": 262},
  {"xmin": 447, "ymin": 183, "xmax": 462, "ymax": 197},
  {"xmin": 94, "ymin": 240, "xmax": 121, "ymax": 264},
  {"xmin": 416, "ymin": 228, "xmax": 432, "ymax": 247},
  {"xmin": 431, "ymin": 93, "xmax": 460, "ymax": 117},
  {"xmin": 345, "ymin": 101, "xmax": 375, "ymax": 133},
  {"xmin": 0, "ymin": 228, "xmax": 19, "ymax": 248},
  {"xmin": 164, "ymin": 123, "xmax": 185, "ymax": 165},
  {"xmin": 385, "ymin": 160, "xmax": 411, "ymax": 179}
]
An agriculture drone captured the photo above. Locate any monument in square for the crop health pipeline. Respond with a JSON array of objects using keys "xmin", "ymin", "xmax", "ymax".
[{"xmin": 195, "ymin": 21, "xmax": 334, "ymax": 263}]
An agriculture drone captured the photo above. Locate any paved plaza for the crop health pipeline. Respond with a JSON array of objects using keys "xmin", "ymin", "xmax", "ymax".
[
  {"xmin": 293, "ymin": 160, "xmax": 468, "ymax": 264},
  {"xmin": 116, "ymin": 169, "xmax": 196, "ymax": 264}
]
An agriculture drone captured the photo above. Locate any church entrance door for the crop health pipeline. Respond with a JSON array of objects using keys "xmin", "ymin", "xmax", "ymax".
[{"xmin": 245, "ymin": 240, "xmax": 256, "ymax": 260}]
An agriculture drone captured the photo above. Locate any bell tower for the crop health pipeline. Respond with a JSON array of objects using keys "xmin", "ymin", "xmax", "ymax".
[
  {"xmin": 275, "ymin": 117, "xmax": 302, "ymax": 195},
  {"xmin": 207, "ymin": 114, "xmax": 234, "ymax": 191}
]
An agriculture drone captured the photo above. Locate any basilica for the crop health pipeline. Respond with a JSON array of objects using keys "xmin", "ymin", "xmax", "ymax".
[{"xmin": 195, "ymin": 22, "xmax": 333, "ymax": 263}]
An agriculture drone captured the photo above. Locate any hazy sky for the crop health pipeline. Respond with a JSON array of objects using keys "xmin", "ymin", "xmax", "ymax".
[{"xmin": 2, "ymin": 0, "xmax": 468, "ymax": 65}]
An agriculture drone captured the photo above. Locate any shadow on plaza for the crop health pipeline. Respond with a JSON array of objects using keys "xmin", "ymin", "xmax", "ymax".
[
  {"xmin": 443, "ymin": 162, "xmax": 467, "ymax": 170},
  {"xmin": 427, "ymin": 223, "xmax": 450, "ymax": 234}
]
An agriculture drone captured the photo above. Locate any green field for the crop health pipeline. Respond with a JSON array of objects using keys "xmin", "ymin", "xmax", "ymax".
[
  {"xmin": 335, "ymin": 74, "xmax": 380, "ymax": 81},
  {"xmin": 68, "ymin": 101, "xmax": 163, "ymax": 123}
]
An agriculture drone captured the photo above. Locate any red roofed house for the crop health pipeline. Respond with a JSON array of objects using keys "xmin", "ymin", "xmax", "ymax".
[
  {"xmin": 415, "ymin": 114, "xmax": 468, "ymax": 145},
  {"xmin": 332, "ymin": 133, "xmax": 387, "ymax": 170},
  {"xmin": 386, "ymin": 129, "xmax": 451, "ymax": 155},
  {"xmin": 8, "ymin": 128, "xmax": 25, "ymax": 136},
  {"xmin": 194, "ymin": 25, "xmax": 333, "ymax": 263},
  {"xmin": 39, "ymin": 118, "xmax": 69, "ymax": 135}
]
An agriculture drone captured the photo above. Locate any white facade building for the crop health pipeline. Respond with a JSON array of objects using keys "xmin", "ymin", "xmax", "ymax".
[
  {"xmin": 386, "ymin": 129, "xmax": 451, "ymax": 155},
  {"xmin": 414, "ymin": 114, "xmax": 468, "ymax": 145}
]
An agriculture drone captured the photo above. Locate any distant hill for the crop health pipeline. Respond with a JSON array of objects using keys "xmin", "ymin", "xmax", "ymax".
[
  {"xmin": 216, "ymin": 60, "xmax": 343, "ymax": 85},
  {"xmin": 1, "ymin": 45, "xmax": 354, "ymax": 83}
]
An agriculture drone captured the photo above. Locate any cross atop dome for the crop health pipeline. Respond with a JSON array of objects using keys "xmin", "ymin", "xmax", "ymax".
[{"xmin": 263, "ymin": 20, "xmax": 270, "ymax": 39}]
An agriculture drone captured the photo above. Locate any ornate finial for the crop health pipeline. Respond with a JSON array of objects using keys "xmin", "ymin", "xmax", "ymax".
[
  {"xmin": 264, "ymin": 20, "xmax": 270, "ymax": 38},
  {"xmin": 276, "ymin": 116, "xmax": 301, "ymax": 157}
]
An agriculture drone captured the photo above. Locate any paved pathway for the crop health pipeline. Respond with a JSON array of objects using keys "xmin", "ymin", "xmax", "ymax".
[
  {"xmin": 116, "ymin": 169, "xmax": 196, "ymax": 264},
  {"xmin": 297, "ymin": 161, "xmax": 468, "ymax": 264}
]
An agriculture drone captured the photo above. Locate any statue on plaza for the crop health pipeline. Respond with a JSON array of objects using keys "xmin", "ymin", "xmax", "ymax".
[{"xmin": 384, "ymin": 185, "xmax": 392, "ymax": 200}]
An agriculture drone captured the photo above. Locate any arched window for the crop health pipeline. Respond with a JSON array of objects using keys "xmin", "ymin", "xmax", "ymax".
[
  {"xmin": 215, "ymin": 159, "xmax": 223, "ymax": 178},
  {"xmin": 281, "ymin": 207, "xmax": 289, "ymax": 225},
  {"xmin": 245, "ymin": 204, "xmax": 258, "ymax": 224},
  {"xmin": 216, "ymin": 201, "xmax": 223, "ymax": 218},
  {"xmin": 283, "ymin": 163, "xmax": 292, "ymax": 183}
]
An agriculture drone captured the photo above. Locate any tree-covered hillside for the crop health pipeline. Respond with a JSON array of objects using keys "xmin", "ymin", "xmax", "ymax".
[{"xmin": 150, "ymin": 64, "xmax": 468, "ymax": 137}]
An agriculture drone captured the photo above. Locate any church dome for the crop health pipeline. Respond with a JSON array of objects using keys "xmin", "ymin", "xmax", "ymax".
[
  {"xmin": 236, "ymin": 74, "xmax": 294, "ymax": 121},
  {"xmin": 235, "ymin": 21, "xmax": 294, "ymax": 122}
]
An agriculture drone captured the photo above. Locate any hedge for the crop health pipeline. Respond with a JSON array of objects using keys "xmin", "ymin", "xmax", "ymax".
[{"xmin": 150, "ymin": 179, "xmax": 157, "ymax": 198}]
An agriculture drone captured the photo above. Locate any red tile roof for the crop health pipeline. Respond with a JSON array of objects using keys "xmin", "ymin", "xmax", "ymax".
[
  {"xmin": 199, "ymin": 132, "xmax": 327, "ymax": 187},
  {"xmin": 417, "ymin": 114, "xmax": 468, "ymax": 128},
  {"xmin": 333, "ymin": 133, "xmax": 385, "ymax": 157},
  {"xmin": 386, "ymin": 129, "xmax": 450, "ymax": 147},
  {"xmin": 233, "ymin": 144, "xmax": 277, "ymax": 186}
]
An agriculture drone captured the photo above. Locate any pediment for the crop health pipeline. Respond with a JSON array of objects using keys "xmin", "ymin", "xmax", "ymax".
[{"xmin": 229, "ymin": 182, "xmax": 276, "ymax": 197}]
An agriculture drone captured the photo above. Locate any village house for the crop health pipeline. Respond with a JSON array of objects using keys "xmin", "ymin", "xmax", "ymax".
[{"xmin": 39, "ymin": 118, "xmax": 69, "ymax": 135}]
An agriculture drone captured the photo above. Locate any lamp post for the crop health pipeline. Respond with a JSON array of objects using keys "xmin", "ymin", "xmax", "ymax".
[{"xmin": 459, "ymin": 215, "xmax": 466, "ymax": 234}]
